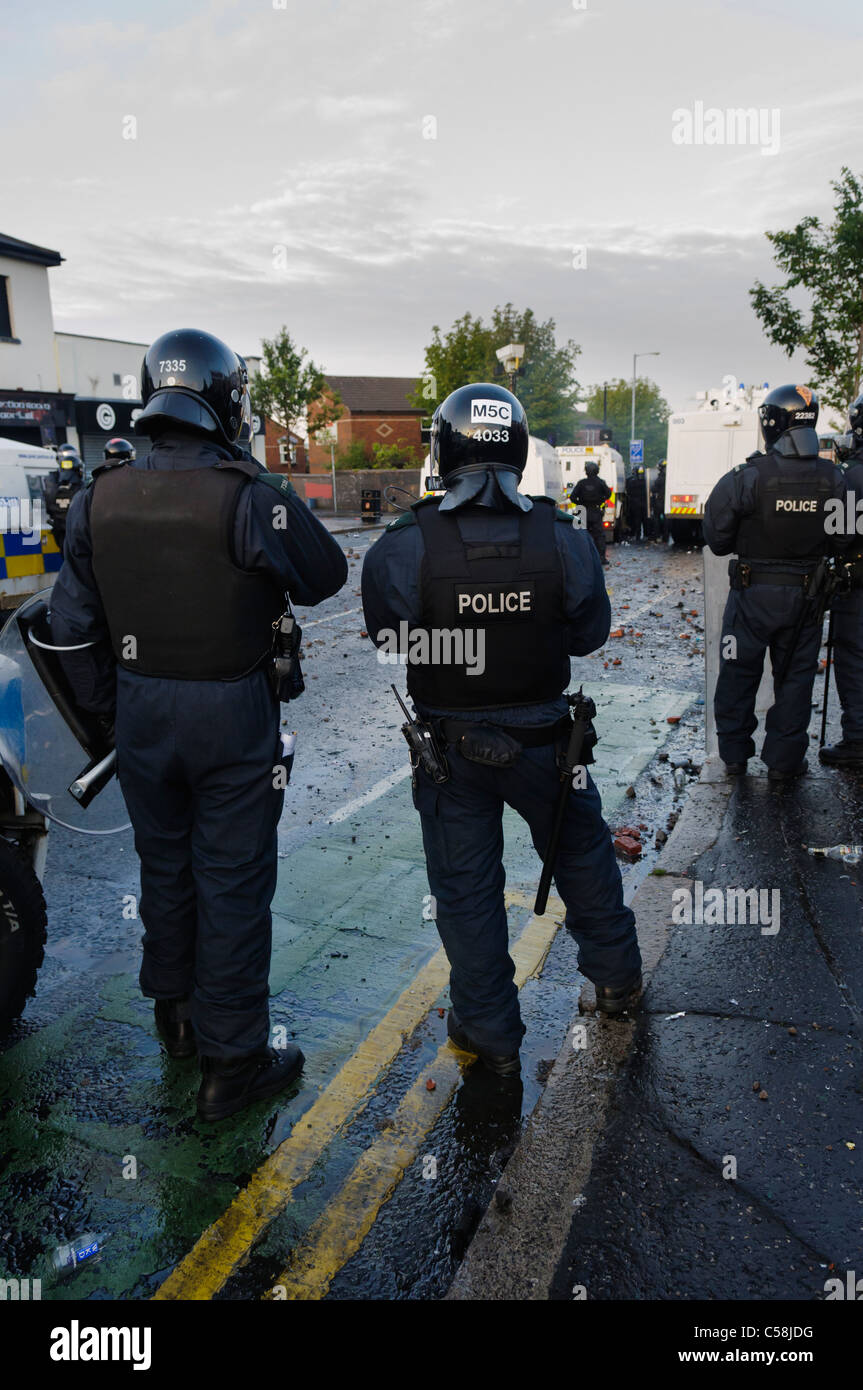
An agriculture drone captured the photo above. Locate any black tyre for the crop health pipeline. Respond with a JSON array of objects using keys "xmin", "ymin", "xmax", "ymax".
[
  {"xmin": 0, "ymin": 835, "xmax": 47, "ymax": 1036},
  {"xmin": 669, "ymin": 518, "xmax": 699, "ymax": 546}
]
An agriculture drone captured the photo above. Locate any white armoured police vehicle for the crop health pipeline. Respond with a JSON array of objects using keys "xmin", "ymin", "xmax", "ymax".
[
  {"xmin": 664, "ymin": 380, "xmax": 769, "ymax": 546},
  {"xmin": 519, "ymin": 436, "xmax": 562, "ymax": 500},
  {"xmin": 0, "ymin": 437, "xmax": 64, "ymax": 610},
  {"xmin": 0, "ymin": 438, "xmax": 63, "ymax": 1033}
]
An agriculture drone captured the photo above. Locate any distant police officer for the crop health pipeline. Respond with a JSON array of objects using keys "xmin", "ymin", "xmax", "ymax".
[
  {"xmin": 571, "ymin": 459, "xmax": 612, "ymax": 566},
  {"xmin": 704, "ymin": 383, "xmax": 846, "ymax": 781},
  {"xmin": 650, "ymin": 459, "xmax": 667, "ymax": 541},
  {"xmin": 49, "ymin": 328, "xmax": 348, "ymax": 1120},
  {"xmin": 625, "ymin": 465, "xmax": 646, "ymax": 540},
  {"xmin": 103, "ymin": 436, "xmax": 135, "ymax": 463},
  {"xmin": 821, "ymin": 392, "xmax": 863, "ymax": 766},
  {"xmin": 43, "ymin": 445, "xmax": 85, "ymax": 552},
  {"xmin": 361, "ymin": 384, "xmax": 641, "ymax": 1074}
]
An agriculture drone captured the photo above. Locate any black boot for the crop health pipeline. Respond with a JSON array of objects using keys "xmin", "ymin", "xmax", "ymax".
[
  {"xmin": 196, "ymin": 1045, "xmax": 304, "ymax": 1122},
  {"xmin": 447, "ymin": 1009, "xmax": 520, "ymax": 1077},
  {"xmin": 594, "ymin": 973, "xmax": 643, "ymax": 1016},
  {"xmin": 767, "ymin": 760, "xmax": 808, "ymax": 782},
  {"xmin": 819, "ymin": 740, "xmax": 863, "ymax": 766},
  {"xmin": 723, "ymin": 761, "xmax": 747, "ymax": 777},
  {"xmin": 154, "ymin": 997, "xmax": 196, "ymax": 1059}
]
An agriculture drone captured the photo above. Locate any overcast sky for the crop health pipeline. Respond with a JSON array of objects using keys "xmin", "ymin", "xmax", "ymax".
[{"xmin": 3, "ymin": 0, "xmax": 862, "ymax": 412}]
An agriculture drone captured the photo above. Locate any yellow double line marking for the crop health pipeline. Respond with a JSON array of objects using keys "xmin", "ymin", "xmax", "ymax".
[
  {"xmin": 154, "ymin": 889, "xmax": 563, "ymax": 1301},
  {"xmin": 265, "ymin": 897, "xmax": 563, "ymax": 1300}
]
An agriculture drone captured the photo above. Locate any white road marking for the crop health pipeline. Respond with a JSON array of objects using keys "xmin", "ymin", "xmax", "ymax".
[
  {"xmin": 304, "ymin": 606, "xmax": 363, "ymax": 628},
  {"xmin": 616, "ymin": 584, "xmax": 690, "ymax": 624},
  {"xmin": 327, "ymin": 764, "xmax": 412, "ymax": 824}
]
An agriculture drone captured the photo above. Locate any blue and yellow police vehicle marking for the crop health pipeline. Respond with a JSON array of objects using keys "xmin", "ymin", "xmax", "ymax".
[{"xmin": 0, "ymin": 529, "xmax": 62, "ymax": 580}]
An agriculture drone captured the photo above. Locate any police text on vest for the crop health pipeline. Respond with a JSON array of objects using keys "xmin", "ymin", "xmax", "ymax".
[{"xmin": 456, "ymin": 590, "xmax": 532, "ymax": 615}]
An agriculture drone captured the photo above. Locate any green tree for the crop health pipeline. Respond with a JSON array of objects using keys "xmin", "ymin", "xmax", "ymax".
[
  {"xmin": 332, "ymin": 439, "xmax": 370, "ymax": 471},
  {"xmin": 750, "ymin": 167, "xmax": 863, "ymax": 412},
  {"xmin": 331, "ymin": 438, "xmax": 422, "ymax": 471},
  {"xmin": 583, "ymin": 378, "xmax": 670, "ymax": 470},
  {"xmin": 370, "ymin": 440, "xmax": 422, "ymax": 469},
  {"xmin": 412, "ymin": 303, "xmax": 581, "ymax": 443},
  {"xmin": 250, "ymin": 326, "xmax": 341, "ymax": 474}
]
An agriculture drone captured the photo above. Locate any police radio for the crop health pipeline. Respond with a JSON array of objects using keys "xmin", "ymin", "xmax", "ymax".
[
  {"xmin": 270, "ymin": 609, "xmax": 305, "ymax": 702},
  {"xmin": 392, "ymin": 685, "xmax": 449, "ymax": 784}
]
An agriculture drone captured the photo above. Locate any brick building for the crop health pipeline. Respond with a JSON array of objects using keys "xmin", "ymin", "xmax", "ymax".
[
  {"xmin": 263, "ymin": 418, "xmax": 306, "ymax": 474},
  {"xmin": 307, "ymin": 375, "xmax": 424, "ymax": 468}
]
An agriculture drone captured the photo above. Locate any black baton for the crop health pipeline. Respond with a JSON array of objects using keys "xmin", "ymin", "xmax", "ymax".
[
  {"xmin": 535, "ymin": 688, "xmax": 596, "ymax": 916},
  {"xmin": 820, "ymin": 606, "xmax": 836, "ymax": 749}
]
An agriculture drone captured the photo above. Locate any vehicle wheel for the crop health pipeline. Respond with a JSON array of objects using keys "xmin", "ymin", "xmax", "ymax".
[
  {"xmin": 0, "ymin": 835, "xmax": 47, "ymax": 1036},
  {"xmin": 669, "ymin": 519, "xmax": 697, "ymax": 546}
]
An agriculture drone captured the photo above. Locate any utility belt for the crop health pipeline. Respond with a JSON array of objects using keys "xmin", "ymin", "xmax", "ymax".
[
  {"xmin": 436, "ymin": 713, "xmax": 572, "ymax": 753},
  {"xmin": 729, "ymin": 559, "xmax": 813, "ymax": 590},
  {"xmin": 433, "ymin": 712, "xmax": 594, "ymax": 772}
]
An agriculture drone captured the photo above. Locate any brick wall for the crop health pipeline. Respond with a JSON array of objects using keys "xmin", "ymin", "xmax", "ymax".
[
  {"xmin": 307, "ymin": 413, "xmax": 423, "ymax": 468},
  {"xmin": 289, "ymin": 469, "xmax": 421, "ymax": 514}
]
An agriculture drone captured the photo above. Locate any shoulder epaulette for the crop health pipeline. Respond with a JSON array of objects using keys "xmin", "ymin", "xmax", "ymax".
[
  {"xmin": 385, "ymin": 508, "xmax": 419, "ymax": 532},
  {"xmin": 733, "ymin": 451, "xmax": 761, "ymax": 473},
  {"xmin": 89, "ymin": 458, "xmax": 128, "ymax": 481},
  {"xmin": 255, "ymin": 471, "xmax": 296, "ymax": 498}
]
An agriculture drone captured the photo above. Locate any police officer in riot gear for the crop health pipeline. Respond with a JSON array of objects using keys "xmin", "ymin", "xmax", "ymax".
[
  {"xmin": 103, "ymin": 437, "xmax": 135, "ymax": 463},
  {"xmin": 625, "ymin": 465, "xmax": 646, "ymax": 541},
  {"xmin": 650, "ymin": 459, "xmax": 667, "ymax": 541},
  {"xmin": 704, "ymin": 383, "xmax": 846, "ymax": 781},
  {"xmin": 571, "ymin": 458, "xmax": 612, "ymax": 566},
  {"xmin": 362, "ymin": 383, "xmax": 641, "ymax": 1074},
  {"xmin": 821, "ymin": 391, "xmax": 863, "ymax": 766},
  {"xmin": 49, "ymin": 328, "xmax": 348, "ymax": 1121},
  {"xmin": 43, "ymin": 445, "xmax": 85, "ymax": 552}
]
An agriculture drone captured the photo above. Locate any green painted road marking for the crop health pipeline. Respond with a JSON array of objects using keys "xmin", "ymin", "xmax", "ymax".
[{"xmin": 0, "ymin": 679, "xmax": 690, "ymax": 1301}]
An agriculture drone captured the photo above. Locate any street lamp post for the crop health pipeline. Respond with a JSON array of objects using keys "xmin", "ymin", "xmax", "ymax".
[
  {"xmin": 496, "ymin": 343, "xmax": 526, "ymax": 396},
  {"xmin": 631, "ymin": 351, "xmax": 660, "ymax": 456}
]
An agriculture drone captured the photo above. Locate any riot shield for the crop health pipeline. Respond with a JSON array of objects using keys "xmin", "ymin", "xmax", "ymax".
[{"xmin": 0, "ymin": 590, "xmax": 129, "ymax": 834}]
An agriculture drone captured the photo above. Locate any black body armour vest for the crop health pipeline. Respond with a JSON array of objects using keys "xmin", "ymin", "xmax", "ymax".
[
  {"xmin": 53, "ymin": 480, "xmax": 81, "ymax": 513},
  {"xmin": 90, "ymin": 464, "xmax": 285, "ymax": 679},
  {"xmin": 573, "ymin": 475, "xmax": 607, "ymax": 509},
  {"xmin": 735, "ymin": 452, "xmax": 837, "ymax": 562},
  {"xmin": 410, "ymin": 497, "xmax": 569, "ymax": 710}
]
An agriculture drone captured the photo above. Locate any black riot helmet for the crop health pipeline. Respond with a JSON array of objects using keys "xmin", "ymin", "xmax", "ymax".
[
  {"xmin": 103, "ymin": 436, "xmax": 135, "ymax": 462},
  {"xmin": 759, "ymin": 383, "xmax": 819, "ymax": 449},
  {"xmin": 848, "ymin": 392, "xmax": 863, "ymax": 441},
  {"xmin": 56, "ymin": 444, "xmax": 82, "ymax": 472},
  {"xmin": 136, "ymin": 329, "xmax": 247, "ymax": 445},
  {"xmin": 584, "ymin": 459, "xmax": 599, "ymax": 476},
  {"xmin": 431, "ymin": 382, "xmax": 530, "ymax": 512}
]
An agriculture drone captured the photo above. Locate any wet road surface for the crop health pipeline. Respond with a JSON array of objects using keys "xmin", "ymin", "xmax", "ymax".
[{"xmin": 0, "ymin": 535, "xmax": 708, "ymax": 1300}]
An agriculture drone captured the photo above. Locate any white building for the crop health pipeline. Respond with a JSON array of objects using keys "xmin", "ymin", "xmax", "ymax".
[
  {"xmin": 0, "ymin": 231, "xmax": 265, "ymax": 466},
  {"xmin": 0, "ymin": 233, "xmax": 76, "ymax": 447}
]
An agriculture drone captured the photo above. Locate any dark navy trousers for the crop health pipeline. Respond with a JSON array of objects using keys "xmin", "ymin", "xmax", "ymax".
[
  {"xmin": 585, "ymin": 509, "xmax": 607, "ymax": 562},
  {"xmin": 115, "ymin": 667, "xmax": 283, "ymax": 1059},
  {"xmin": 412, "ymin": 737, "xmax": 640, "ymax": 1056},
  {"xmin": 714, "ymin": 586, "xmax": 822, "ymax": 772},
  {"xmin": 831, "ymin": 586, "xmax": 863, "ymax": 742}
]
